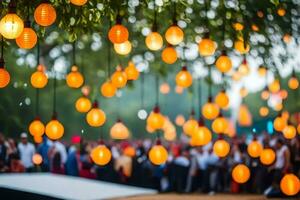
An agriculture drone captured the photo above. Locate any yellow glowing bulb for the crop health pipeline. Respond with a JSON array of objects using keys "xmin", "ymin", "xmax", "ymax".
[
  {"xmin": 145, "ymin": 32, "xmax": 163, "ymax": 51},
  {"xmin": 0, "ymin": 13, "xmax": 24, "ymax": 39},
  {"xmin": 114, "ymin": 40, "xmax": 132, "ymax": 55},
  {"xmin": 232, "ymin": 164, "xmax": 250, "ymax": 184},
  {"xmin": 198, "ymin": 37, "xmax": 216, "ymax": 57},
  {"xmin": 216, "ymin": 52, "xmax": 232, "ymax": 73},
  {"xmin": 175, "ymin": 66, "xmax": 193, "ymax": 88},
  {"xmin": 165, "ymin": 25, "xmax": 184, "ymax": 45},
  {"xmin": 90, "ymin": 145, "xmax": 112, "ymax": 166},
  {"xmin": 213, "ymin": 139, "xmax": 230, "ymax": 158},
  {"xmin": 288, "ymin": 77, "xmax": 299, "ymax": 90},
  {"xmin": 280, "ymin": 174, "xmax": 300, "ymax": 196},
  {"xmin": 149, "ymin": 143, "xmax": 168, "ymax": 165}
]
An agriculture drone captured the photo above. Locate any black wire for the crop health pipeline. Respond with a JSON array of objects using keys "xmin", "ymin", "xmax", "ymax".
[
  {"xmin": 53, "ymin": 72, "xmax": 57, "ymax": 114},
  {"xmin": 107, "ymin": 20, "xmax": 112, "ymax": 78},
  {"xmin": 222, "ymin": 0, "xmax": 226, "ymax": 46},
  {"xmin": 37, "ymin": 39, "xmax": 40, "ymax": 65},
  {"xmin": 72, "ymin": 41, "xmax": 76, "ymax": 66},
  {"xmin": 1, "ymin": 36, "xmax": 4, "ymax": 59},
  {"xmin": 35, "ymin": 89, "xmax": 39, "ymax": 116},
  {"xmin": 208, "ymin": 65, "xmax": 212, "ymax": 97},
  {"xmin": 198, "ymin": 78, "xmax": 202, "ymax": 114},
  {"xmin": 141, "ymin": 72, "xmax": 144, "ymax": 108},
  {"xmin": 155, "ymin": 74, "xmax": 159, "ymax": 106},
  {"xmin": 204, "ymin": 0, "xmax": 209, "ymax": 28}
]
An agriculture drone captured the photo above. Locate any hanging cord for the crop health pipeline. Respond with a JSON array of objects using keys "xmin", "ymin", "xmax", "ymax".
[
  {"xmin": 1, "ymin": 36, "xmax": 4, "ymax": 60},
  {"xmin": 52, "ymin": 72, "xmax": 57, "ymax": 115},
  {"xmin": 35, "ymin": 40, "xmax": 40, "ymax": 117},
  {"xmin": 155, "ymin": 74, "xmax": 159, "ymax": 106},
  {"xmin": 72, "ymin": 41, "xmax": 76, "ymax": 66},
  {"xmin": 190, "ymin": 83, "xmax": 195, "ymax": 113},
  {"xmin": 35, "ymin": 89, "xmax": 40, "ymax": 116},
  {"xmin": 204, "ymin": 0, "xmax": 209, "ymax": 29},
  {"xmin": 37, "ymin": 39, "xmax": 40, "ymax": 65},
  {"xmin": 208, "ymin": 65, "xmax": 212, "ymax": 98},
  {"xmin": 222, "ymin": 0, "xmax": 226, "ymax": 47},
  {"xmin": 140, "ymin": 72, "xmax": 145, "ymax": 108},
  {"xmin": 152, "ymin": 2, "xmax": 158, "ymax": 31},
  {"xmin": 172, "ymin": 1, "xmax": 177, "ymax": 23},
  {"xmin": 107, "ymin": 20, "xmax": 112, "ymax": 78},
  {"xmin": 198, "ymin": 78, "xmax": 202, "ymax": 109}
]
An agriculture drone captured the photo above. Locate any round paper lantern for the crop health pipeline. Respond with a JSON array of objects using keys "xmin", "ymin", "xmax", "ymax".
[
  {"xmin": 146, "ymin": 106, "xmax": 165, "ymax": 130},
  {"xmin": 261, "ymin": 89, "xmax": 270, "ymax": 100},
  {"xmin": 183, "ymin": 117, "xmax": 198, "ymax": 136},
  {"xmin": 213, "ymin": 139, "xmax": 230, "ymax": 157},
  {"xmin": 108, "ymin": 23, "xmax": 129, "ymax": 44},
  {"xmin": 0, "ymin": 67, "xmax": 10, "ymax": 88},
  {"xmin": 251, "ymin": 24, "xmax": 259, "ymax": 32},
  {"xmin": 260, "ymin": 148, "xmax": 276, "ymax": 166},
  {"xmin": 288, "ymin": 77, "xmax": 299, "ymax": 90},
  {"xmin": 16, "ymin": 22, "xmax": 37, "ymax": 49},
  {"xmin": 90, "ymin": 145, "xmax": 112, "ymax": 166},
  {"xmin": 283, "ymin": 125, "xmax": 296, "ymax": 139},
  {"xmin": 234, "ymin": 39, "xmax": 250, "ymax": 54},
  {"xmin": 32, "ymin": 153, "xmax": 43, "ymax": 165},
  {"xmin": 247, "ymin": 140, "xmax": 263, "ymax": 158},
  {"xmin": 233, "ymin": 23, "xmax": 244, "ymax": 31},
  {"xmin": 198, "ymin": 37, "xmax": 216, "ymax": 56},
  {"xmin": 34, "ymin": 135, "xmax": 43, "ymax": 144},
  {"xmin": 160, "ymin": 83, "xmax": 170, "ymax": 94},
  {"xmin": 34, "ymin": 2, "xmax": 56, "ymax": 27},
  {"xmin": 238, "ymin": 104, "xmax": 252, "ymax": 126},
  {"xmin": 280, "ymin": 174, "xmax": 300, "ymax": 196},
  {"xmin": 216, "ymin": 52, "xmax": 232, "ymax": 73},
  {"xmin": 161, "ymin": 46, "xmax": 177, "ymax": 64},
  {"xmin": 275, "ymin": 103, "xmax": 283, "ymax": 112},
  {"xmin": 29, "ymin": 119, "xmax": 45, "ymax": 137},
  {"xmin": 45, "ymin": 118, "xmax": 64, "ymax": 140},
  {"xmin": 238, "ymin": 59, "xmax": 250, "ymax": 76},
  {"xmin": 30, "ymin": 65, "xmax": 48, "ymax": 88},
  {"xmin": 257, "ymin": 66, "xmax": 267, "ymax": 77},
  {"xmin": 259, "ymin": 106, "xmax": 269, "ymax": 117},
  {"xmin": 124, "ymin": 146, "xmax": 136, "ymax": 157},
  {"xmin": 268, "ymin": 79, "xmax": 280, "ymax": 93},
  {"xmin": 175, "ymin": 115, "xmax": 185, "ymax": 126},
  {"xmin": 70, "ymin": 0, "xmax": 88, "ymax": 6},
  {"xmin": 114, "ymin": 40, "xmax": 132, "ymax": 55},
  {"xmin": 86, "ymin": 102, "xmax": 106, "ymax": 127},
  {"xmin": 75, "ymin": 96, "xmax": 91, "ymax": 113},
  {"xmin": 145, "ymin": 32, "xmax": 163, "ymax": 51},
  {"xmin": 215, "ymin": 90, "xmax": 229, "ymax": 108},
  {"xmin": 191, "ymin": 125, "xmax": 212, "ymax": 146},
  {"xmin": 101, "ymin": 80, "xmax": 116, "ymax": 98},
  {"xmin": 110, "ymin": 120, "xmax": 130, "ymax": 139},
  {"xmin": 274, "ymin": 116, "xmax": 287, "ymax": 132},
  {"xmin": 0, "ymin": 11, "xmax": 24, "ymax": 39},
  {"xmin": 212, "ymin": 115, "xmax": 229, "ymax": 134},
  {"xmin": 202, "ymin": 100, "xmax": 220, "ymax": 120},
  {"xmin": 111, "ymin": 67, "xmax": 127, "ymax": 88},
  {"xmin": 165, "ymin": 25, "xmax": 184, "ymax": 45},
  {"xmin": 175, "ymin": 66, "xmax": 193, "ymax": 88},
  {"xmin": 232, "ymin": 164, "xmax": 250, "ymax": 184},
  {"xmin": 277, "ymin": 8, "xmax": 286, "ymax": 16},
  {"xmin": 124, "ymin": 61, "xmax": 139, "ymax": 81},
  {"xmin": 66, "ymin": 66, "xmax": 84, "ymax": 88},
  {"xmin": 149, "ymin": 142, "xmax": 168, "ymax": 165}
]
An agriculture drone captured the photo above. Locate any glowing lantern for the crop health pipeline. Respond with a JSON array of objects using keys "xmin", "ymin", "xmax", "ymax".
[
  {"xmin": 66, "ymin": 66, "xmax": 84, "ymax": 88},
  {"xmin": 160, "ymin": 83, "xmax": 170, "ymax": 94},
  {"xmin": 191, "ymin": 122, "xmax": 212, "ymax": 146},
  {"xmin": 16, "ymin": 21, "xmax": 37, "ymax": 49},
  {"xmin": 232, "ymin": 71, "xmax": 242, "ymax": 81},
  {"xmin": 111, "ymin": 67, "xmax": 127, "ymax": 88},
  {"xmin": 280, "ymin": 90, "xmax": 288, "ymax": 100},
  {"xmin": 259, "ymin": 106, "xmax": 269, "ymax": 117},
  {"xmin": 29, "ymin": 118, "xmax": 45, "ymax": 137},
  {"xmin": 110, "ymin": 119, "xmax": 130, "ymax": 139},
  {"xmin": 257, "ymin": 11, "xmax": 264, "ymax": 18},
  {"xmin": 283, "ymin": 34, "xmax": 292, "ymax": 43},
  {"xmin": 234, "ymin": 39, "xmax": 250, "ymax": 54},
  {"xmin": 81, "ymin": 85, "xmax": 90, "ymax": 96},
  {"xmin": 213, "ymin": 139, "xmax": 230, "ymax": 157},
  {"xmin": 215, "ymin": 90, "xmax": 229, "ymax": 108},
  {"xmin": 175, "ymin": 115, "xmax": 185, "ymax": 126},
  {"xmin": 175, "ymin": 85, "xmax": 184, "ymax": 94},
  {"xmin": 30, "ymin": 65, "xmax": 48, "ymax": 88},
  {"xmin": 145, "ymin": 32, "xmax": 163, "ymax": 51},
  {"xmin": 274, "ymin": 116, "xmax": 287, "ymax": 132},
  {"xmin": 34, "ymin": 2, "xmax": 56, "ymax": 27},
  {"xmin": 239, "ymin": 87, "xmax": 248, "ymax": 98},
  {"xmin": 283, "ymin": 125, "xmax": 296, "ymax": 139},
  {"xmin": 216, "ymin": 52, "xmax": 232, "ymax": 73},
  {"xmin": 32, "ymin": 153, "xmax": 43, "ymax": 165},
  {"xmin": 288, "ymin": 76, "xmax": 299, "ymax": 90},
  {"xmin": 161, "ymin": 46, "xmax": 177, "ymax": 64},
  {"xmin": 198, "ymin": 35, "xmax": 216, "ymax": 57},
  {"xmin": 183, "ymin": 116, "xmax": 198, "ymax": 136},
  {"xmin": 274, "ymin": 103, "xmax": 283, "ymax": 112},
  {"xmin": 212, "ymin": 115, "xmax": 229, "ymax": 134},
  {"xmin": 238, "ymin": 104, "xmax": 252, "ymax": 127},
  {"xmin": 165, "ymin": 25, "xmax": 184, "ymax": 45},
  {"xmin": 175, "ymin": 66, "xmax": 193, "ymax": 88},
  {"xmin": 124, "ymin": 146, "xmax": 136, "ymax": 157},
  {"xmin": 261, "ymin": 89, "xmax": 270, "ymax": 100},
  {"xmin": 0, "ymin": 66, "xmax": 10, "ymax": 88},
  {"xmin": 75, "ymin": 96, "xmax": 91, "ymax": 113},
  {"xmin": 232, "ymin": 164, "xmax": 250, "ymax": 184},
  {"xmin": 280, "ymin": 174, "xmax": 300, "ymax": 196},
  {"xmin": 70, "ymin": 0, "xmax": 88, "ymax": 6},
  {"xmin": 149, "ymin": 140, "xmax": 168, "ymax": 165},
  {"xmin": 202, "ymin": 98, "xmax": 220, "ymax": 120},
  {"xmin": 238, "ymin": 59, "xmax": 250, "ymax": 76},
  {"xmin": 100, "ymin": 80, "xmax": 116, "ymax": 98},
  {"xmin": 281, "ymin": 111, "xmax": 290, "ymax": 121},
  {"xmin": 257, "ymin": 66, "xmax": 267, "ymax": 77},
  {"xmin": 146, "ymin": 124, "xmax": 155, "ymax": 133},
  {"xmin": 90, "ymin": 144, "xmax": 112, "ymax": 166},
  {"xmin": 114, "ymin": 40, "xmax": 132, "ymax": 55},
  {"xmin": 86, "ymin": 101, "xmax": 106, "ymax": 127},
  {"xmin": 34, "ymin": 135, "xmax": 43, "ymax": 144},
  {"xmin": 260, "ymin": 148, "xmax": 276, "ymax": 165},
  {"xmin": 251, "ymin": 24, "xmax": 259, "ymax": 32},
  {"xmin": 124, "ymin": 61, "xmax": 139, "ymax": 81},
  {"xmin": 277, "ymin": 8, "xmax": 286, "ymax": 16},
  {"xmin": 233, "ymin": 23, "xmax": 244, "ymax": 31},
  {"xmin": 164, "ymin": 130, "xmax": 176, "ymax": 141},
  {"xmin": 108, "ymin": 17, "xmax": 129, "ymax": 44},
  {"xmin": 147, "ymin": 106, "xmax": 165, "ymax": 130},
  {"xmin": 247, "ymin": 140, "xmax": 263, "ymax": 158},
  {"xmin": 45, "ymin": 116, "xmax": 64, "ymax": 140},
  {"xmin": 268, "ymin": 79, "xmax": 280, "ymax": 93}
]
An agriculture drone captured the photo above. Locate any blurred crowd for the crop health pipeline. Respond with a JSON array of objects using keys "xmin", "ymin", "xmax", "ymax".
[{"xmin": 0, "ymin": 131, "xmax": 299, "ymax": 197}]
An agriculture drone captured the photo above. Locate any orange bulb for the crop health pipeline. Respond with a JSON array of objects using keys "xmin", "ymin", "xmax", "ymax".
[
  {"xmin": 66, "ymin": 66, "xmax": 84, "ymax": 88},
  {"xmin": 283, "ymin": 125, "xmax": 296, "ymax": 139},
  {"xmin": 16, "ymin": 24, "xmax": 37, "ymax": 49},
  {"xmin": 123, "ymin": 146, "xmax": 136, "ymax": 157},
  {"xmin": 261, "ymin": 89, "xmax": 270, "ymax": 100},
  {"xmin": 288, "ymin": 77, "xmax": 299, "ymax": 90},
  {"xmin": 164, "ymin": 130, "xmax": 176, "ymax": 141},
  {"xmin": 274, "ymin": 116, "xmax": 287, "ymax": 132},
  {"xmin": 161, "ymin": 46, "xmax": 177, "ymax": 64},
  {"xmin": 33, "ymin": 135, "xmax": 43, "ymax": 144},
  {"xmin": 111, "ymin": 67, "xmax": 127, "ymax": 88},
  {"xmin": 165, "ymin": 25, "xmax": 184, "ymax": 45},
  {"xmin": 233, "ymin": 23, "xmax": 244, "ymax": 31},
  {"xmin": 232, "ymin": 71, "xmax": 242, "ymax": 81},
  {"xmin": 124, "ymin": 61, "xmax": 139, "ymax": 81},
  {"xmin": 268, "ymin": 79, "xmax": 280, "ymax": 93},
  {"xmin": 232, "ymin": 164, "xmax": 250, "ymax": 184},
  {"xmin": 70, "ymin": 0, "xmax": 88, "ymax": 6},
  {"xmin": 240, "ymin": 87, "xmax": 248, "ymax": 98},
  {"xmin": 160, "ymin": 82, "xmax": 170, "ymax": 94},
  {"xmin": 202, "ymin": 100, "xmax": 220, "ymax": 120},
  {"xmin": 198, "ymin": 37, "xmax": 216, "ymax": 56},
  {"xmin": 280, "ymin": 174, "xmax": 300, "ymax": 196},
  {"xmin": 234, "ymin": 39, "xmax": 250, "ymax": 54},
  {"xmin": 108, "ymin": 24, "xmax": 129, "ymax": 44},
  {"xmin": 175, "ymin": 66, "xmax": 193, "ymax": 88},
  {"xmin": 147, "ymin": 107, "xmax": 165, "ymax": 130},
  {"xmin": 238, "ymin": 104, "xmax": 252, "ymax": 127},
  {"xmin": 282, "ymin": 111, "xmax": 290, "ymax": 121},
  {"xmin": 259, "ymin": 106, "xmax": 269, "ymax": 117},
  {"xmin": 86, "ymin": 102, "xmax": 106, "ymax": 127},
  {"xmin": 145, "ymin": 32, "xmax": 163, "ymax": 51},
  {"xmin": 260, "ymin": 148, "xmax": 276, "ymax": 165},
  {"xmin": 216, "ymin": 53, "xmax": 232, "ymax": 73},
  {"xmin": 277, "ymin": 8, "xmax": 286, "ymax": 16},
  {"xmin": 32, "ymin": 153, "xmax": 43, "ymax": 165},
  {"xmin": 0, "ymin": 13, "xmax": 24, "ymax": 39},
  {"xmin": 0, "ymin": 68, "xmax": 10, "ymax": 88},
  {"xmin": 274, "ymin": 103, "xmax": 283, "ymax": 112},
  {"xmin": 247, "ymin": 140, "xmax": 263, "ymax": 158},
  {"xmin": 31, "ymin": 65, "xmax": 48, "ymax": 88},
  {"xmin": 183, "ymin": 117, "xmax": 198, "ymax": 136},
  {"xmin": 29, "ymin": 119, "xmax": 45, "ymax": 137},
  {"xmin": 257, "ymin": 66, "xmax": 267, "ymax": 77},
  {"xmin": 149, "ymin": 143, "xmax": 168, "ymax": 165},
  {"xmin": 34, "ymin": 3, "xmax": 56, "ymax": 27},
  {"xmin": 213, "ymin": 139, "xmax": 230, "ymax": 157},
  {"xmin": 212, "ymin": 116, "xmax": 229, "ymax": 134},
  {"xmin": 110, "ymin": 120, "xmax": 130, "ymax": 139},
  {"xmin": 190, "ymin": 125, "xmax": 212, "ymax": 146},
  {"xmin": 90, "ymin": 145, "xmax": 112, "ymax": 166},
  {"xmin": 251, "ymin": 24, "xmax": 259, "ymax": 32},
  {"xmin": 146, "ymin": 124, "xmax": 156, "ymax": 133},
  {"xmin": 45, "ymin": 118, "xmax": 64, "ymax": 140},
  {"xmin": 114, "ymin": 40, "xmax": 132, "ymax": 55},
  {"xmin": 100, "ymin": 80, "xmax": 116, "ymax": 98},
  {"xmin": 175, "ymin": 114, "xmax": 185, "ymax": 126},
  {"xmin": 215, "ymin": 91, "xmax": 229, "ymax": 108},
  {"xmin": 283, "ymin": 34, "xmax": 292, "ymax": 43},
  {"xmin": 238, "ymin": 59, "xmax": 250, "ymax": 76},
  {"xmin": 75, "ymin": 96, "xmax": 92, "ymax": 113}
]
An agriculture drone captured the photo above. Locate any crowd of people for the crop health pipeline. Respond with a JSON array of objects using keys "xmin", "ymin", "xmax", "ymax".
[{"xmin": 0, "ymin": 131, "xmax": 299, "ymax": 197}]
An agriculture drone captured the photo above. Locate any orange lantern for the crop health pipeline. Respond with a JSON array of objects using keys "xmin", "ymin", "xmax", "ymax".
[
  {"xmin": 216, "ymin": 51, "xmax": 232, "ymax": 73},
  {"xmin": 148, "ymin": 140, "xmax": 168, "ymax": 165},
  {"xmin": 110, "ymin": 119, "xmax": 130, "ymax": 139},
  {"xmin": 108, "ymin": 16, "xmax": 129, "ymax": 44},
  {"xmin": 34, "ymin": 2, "xmax": 57, "ymax": 27},
  {"xmin": 161, "ymin": 46, "xmax": 177, "ymax": 64},
  {"xmin": 16, "ymin": 21, "xmax": 37, "ymax": 49},
  {"xmin": 146, "ymin": 106, "xmax": 165, "ymax": 130},
  {"xmin": 111, "ymin": 66, "xmax": 127, "ymax": 88},
  {"xmin": 251, "ymin": 24, "xmax": 259, "ymax": 32},
  {"xmin": 268, "ymin": 79, "xmax": 280, "ymax": 93},
  {"xmin": 32, "ymin": 153, "xmax": 43, "ymax": 165},
  {"xmin": 75, "ymin": 96, "xmax": 91, "ymax": 113},
  {"xmin": 283, "ymin": 125, "xmax": 296, "ymax": 139},
  {"xmin": 34, "ymin": 135, "xmax": 43, "ymax": 144},
  {"xmin": 238, "ymin": 58, "xmax": 250, "ymax": 76},
  {"xmin": 202, "ymin": 98, "xmax": 220, "ymax": 120},
  {"xmin": 233, "ymin": 23, "xmax": 244, "ymax": 31},
  {"xmin": 31, "ymin": 65, "xmax": 48, "ymax": 89},
  {"xmin": 232, "ymin": 70, "xmax": 242, "ymax": 81},
  {"xmin": 0, "ymin": 64, "xmax": 10, "ymax": 88},
  {"xmin": 165, "ymin": 25, "xmax": 184, "ymax": 45},
  {"xmin": 145, "ymin": 31, "xmax": 163, "ymax": 51},
  {"xmin": 146, "ymin": 124, "xmax": 156, "ymax": 133},
  {"xmin": 124, "ymin": 146, "xmax": 136, "ymax": 157},
  {"xmin": 45, "ymin": 115, "xmax": 64, "ymax": 140},
  {"xmin": 288, "ymin": 76, "xmax": 299, "ymax": 90},
  {"xmin": 198, "ymin": 35, "xmax": 216, "ymax": 57},
  {"xmin": 238, "ymin": 104, "xmax": 252, "ymax": 127},
  {"xmin": 114, "ymin": 40, "xmax": 132, "ymax": 55},
  {"xmin": 261, "ymin": 89, "xmax": 270, "ymax": 100},
  {"xmin": 215, "ymin": 90, "xmax": 229, "ymax": 108},
  {"xmin": 212, "ymin": 114, "xmax": 229, "ymax": 134},
  {"xmin": 66, "ymin": 66, "xmax": 84, "ymax": 88},
  {"xmin": 175, "ymin": 114, "xmax": 185, "ymax": 126},
  {"xmin": 234, "ymin": 39, "xmax": 250, "ymax": 54},
  {"xmin": 70, "ymin": 0, "xmax": 88, "ymax": 6},
  {"xmin": 280, "ymin": 174, "xmax": 300, "ymax": 196},
  {"xmin": 190, "ymin": 118, "xmax": 212, "ymax": 146},
  {"xmin": 232, "ymin": 164, "xmax": 250, "ymax": 184},
  {"xmin": 281, "ymin": 111, "xmax": 290, "ymax": 121},
  {"xmin": 100, "ymin": 80, "xmax": 116, "ymax": 98},
  {"xmin": 86, "ymin": 101, "xmax": 106, "ymax": 127},
  {"xmin": 90, "ymin": 144, "xmax": 112, "ymax": 166},
  {"xmin": 160, "ymin": 82, "xmax": 170, "ymax": 94},
  {"xmin": 175, "ymin": 66, "xmax": 193, "ymax": 88},
  {"xmin": 257, "ymin": 66, "xmax": 267, "ymax": 77},
  {"xmin": 124, "ymin": 61, "xmax": 139, "ymax": 81},
  {"xmin": 274, "ymin": 116, "xmax": 287, "ymax": 132},
  {"xmin": 277, "ymin": 8, "xmax": 286, "ymax": 16},
  {"xmin": 213, "ymin": 139, "xmax": 230, "ymax": 158},
  {"xmin": 247, "ymin": 140, "xmax": 263, "ymax": 158},
  {"xmin": 260, "ymin": 148, "xmax": 276, "ymax": 165},
  {"xmin": 183, "ymin": 114, "xmax": 198, "ymax": 136},
  {"xmin": 259, "ymin": 106, "xmax": 269, "ymax": 117},
  {"xmin": 29, "ymin": 118, "xmax": 45, "ymax": 137},
  {"xmin": 283, "ymin": 34, "xmax": 292, "ymax": 43}
]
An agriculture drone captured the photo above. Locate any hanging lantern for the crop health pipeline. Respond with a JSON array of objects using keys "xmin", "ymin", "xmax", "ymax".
[
  {"xmin": 124, "ymin": 61, "xmax": 139, "ymax": 81},
  {"xmin": 148, "ymin": 140, "xmax": 168, "ymax": 165},
  {"xmin": 259, "ymin": 106, "xmax": 269, "ymax": 117},
  {"xmin": 110, "ymin": 119, "xmax": 130, "ymax": 139},
  {"xmin": 146, "ymin": 106, "xmax": 165, "ymax": 130},
  {"xmin": 111, "ymin": 66, "xmax": 127, "ymax": 88},
  {"xmin": 283, "ymin": 34, "xmax": 292, "ymax": 44},
  {"xmin": 108, "ymin": 16, "xmax": 129, "ymax": 44},
  {"xmin": 32, "ymin": 153, "xmax": 43, "ymax": 165},
  {"xmin": 216, "ymin": 51, "xmax": 232, "ymax": 73},
  {"xmin": 0, "ymin": 61, "xmax": 10, "ymax": 88},
  {"xmin": 145, "ymin": 31, "xmax": 163, "ymax": 51},
  {"xmin": 45, "ymin": 115, "xmax": 64, "ymax": 140},
  {"xmin": 100, "ymin": 80, "xmax": 116, "ymax": 98},
  {"xmin": 66, "ymin": 66, "xmax": 84, "ymax": 89},
  {"xmin": 215, "ymin": 90, "xmax": 229, "ymax": 109},
  {"xmin": 34, "ymin": 135, "xmax": 43, "ymax": 144},
  {"xmin": 175, "ymin": 66, "xmax": 193, "ymax": 88},
  {"xmin": 233, "ymin": 23, "xmax": 244, "ymax": 31},
  {"xmin": 247, "ymin": 140, "xmax": 263, "ymax": 158},
  {"xmin": 212, "ymin": 114, "xmax": 229, "ymax": 134},
  {"xmin": 146, "ymin": 124, "xmax": 155, "ymax": 133},
  {"xmin": 124, "ymin": 146, "xmax": 136, "ymax": 157},
  {"xmin": 283, "ymin": 125, "xmax": 296, "ymax": 139},
  {"xmin": 34, "ymin": 2, "xmax": 57, "ymax": 27},
  {"xmin": 202, "ymin": 98, "xmax": 220, "ymax": 120},
  {"xmin": 232, "ymin": 164, "xmax": 250, "ymax": 184},
  {"xmin": 251, "ymin": 24, "xmax": 259, "ymax": 32},
  {"xmin": 257, "ymin": 66, "xmax": 267, "ymax": 77},
  {"xmin": 114, "ymin": 40, "xmax": 132, "ymax": 55},
  {"xmin": 280, "ymin": 174, "xmax": 300, "ymax": 196},
  {"xmin": 161, "ymin": 46, "xmax": 177, "ymax": 64},
  {"xmin": 198, "ymin": 34, "xmax": 216, "ymax": 56},
  {"xmin": 0, "ymin": 2, "xmax": 24, "ymax": 39},
  {"xmin": 75, "ymin": 96, "xmax": 92, "ymax": 113},
  {"xmin": 268, "ymin": 79, "xmax": 280, "ymax": 93},
  {"xmin": 31, "ymin": 65, "xmax": 48, "ymax": 88},
  {"xmin": 160, "ymin": 82, "xmax": 170, "ymax": 94},
  {"xmin": 175, "ymin": 114, "xmax": 185, "ymax": 126},
  {"xmin": 288, "ymin": 76, "xmax": 299, "ymax": 90},
  {"xmin": 240, "ymin": 87, "xmax": 248, "ymax": 98},
  {"xmin": 183, "ymin": 113, "xmax": 198, "ymax": 136},
  {"xmin": 90, "ymin": 144, "xmax": 112, "ymax": 166},
  {"xmin": 165, "ymin": 24, "xmax": 184, "ymax": 45},
  {"xmin": 281, "ymin": 111, "xmax": 290, "ymax": 121},
  {"xmin": 277, "ymin": 8, "xmax": 286, "ymax": 16},
  {"xmin": 261, "ymin": 88, "xmax": 270, "ymax": 100},
  {"xmin": 191, "ymin": 120, "xmax": 212, "ymax": 146},
  {"xmin": 86, "ymin": 101, "xmax": 106, "ymax": 127},
  {"xmin": 238, "ymin": 104, "xmax": 252, "ymax": 127},
  {"xmin": 213, "ymin": 138, "xmax": 230, "ymax": 158},
  {"xmin": 238, "ymin": 58, "xmax": 250, "ymax": 76},
  {"xmin": 16, "ymin": 21, "xmax": 37, "ymax": 49},
  {"xmin": 260, "ymin": 148, "xmax": 276, "ymax": 166},
  {"xmin": 70, "ymin": 0, "xmax": 88, "ymax": 6},
  {"xmin": 234, "ymin": 39, "xmax": 250, "ymax": 54},
  {"xmin": 232, "ymin": 70, "xmax": 242, "ymax": 82},
  {"xmin": 29, "ymin": 118, "xmax": 45, "ymax": 137},
  {"xmin": 273, "ymin": 116, "xmax": 287, "ymax": 132}
]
